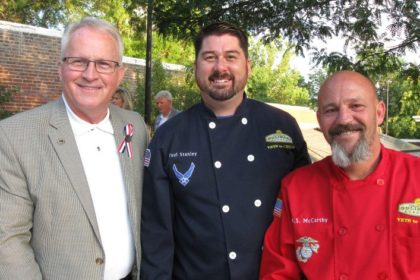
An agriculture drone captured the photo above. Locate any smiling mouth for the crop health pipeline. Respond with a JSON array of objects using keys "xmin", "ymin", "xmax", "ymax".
[
  {"xmin": 212, "ymin": 79, "xmax": 230, "ymax": 84},
  {"xmin": 209, "ymin": 71, "xmax": 233, "ymax": 84},
  {"xmin": 78, "ymin": 84, "xmax": 102, "ymax": 90},
  {"xmin": 334, "ymin": 131, "xmax": 360, "ymax": 139},
  {"xmin": 329, "ymin": 124, "xmax": 364, "ymax": 138}
]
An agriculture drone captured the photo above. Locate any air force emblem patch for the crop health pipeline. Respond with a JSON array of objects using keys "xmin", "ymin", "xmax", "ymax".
[{"xmin": 173, "ymin": 163, "xmax": 195, "ymax": 187}]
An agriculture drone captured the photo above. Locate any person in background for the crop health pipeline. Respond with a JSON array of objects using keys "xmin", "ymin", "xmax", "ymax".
[
  {"xmin": 112, "ymin": 87, "xmax": 133, "ymax": 110},
  {"xmin": 141, "ymin": 21, "xmax": 310, "ymax": 280},
  {"xmin": 260, "ymin": 70, "xmax": 420, "ymax": 279},
  {"xmin": 0, "ymin": 17, "xmax": 148, "ymax": 280},
  {"xmin": 153, "ymin": 90, "xmax": 179, "ymax": 130}
]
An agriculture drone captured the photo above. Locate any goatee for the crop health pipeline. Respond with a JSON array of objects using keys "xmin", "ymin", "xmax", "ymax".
[
  {"xmin": 331, "ymin": 135, "xmax": 371, "ymax": 168},
  {"xmin": 206, "ymin": 71, "xmax": 237, "ymax": 101},
  {"xmin": 329, "ymin": 124, "xmax": 371, "ymax": 168}
]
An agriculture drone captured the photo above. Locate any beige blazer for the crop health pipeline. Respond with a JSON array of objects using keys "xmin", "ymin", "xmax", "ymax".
[{"xmin": 0, "ymin": 97, "xmax": 148, "ymax": 280}]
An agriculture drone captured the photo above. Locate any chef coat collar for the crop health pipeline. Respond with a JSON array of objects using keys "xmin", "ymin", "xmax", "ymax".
[
  {"xmin": 327, "ymin": 144, "xmax": 387, "ymax": 186},
  {"xmin": 200, "ymin": 93, "xmax": 249, "ymax": 118}
]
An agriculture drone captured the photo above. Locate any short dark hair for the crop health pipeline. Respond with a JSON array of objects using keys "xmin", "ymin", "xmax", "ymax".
[{"xmin": 194, "ymin": 22, "xmax": 249, "ymax": 60}]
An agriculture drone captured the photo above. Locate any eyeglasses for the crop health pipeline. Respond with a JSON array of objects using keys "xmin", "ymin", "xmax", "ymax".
[{"xmin": 62, "ymin": 57, "xmax": 121, "ymax": 74}]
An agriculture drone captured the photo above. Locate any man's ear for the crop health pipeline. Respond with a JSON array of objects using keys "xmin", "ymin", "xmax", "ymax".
[
  {"xmin": 376, "ymin": 100, "xmax": 386, "ymax": 126},
  {"xmin": 117, "ymin": 66, "xmax": 127, "ymax": 85}
]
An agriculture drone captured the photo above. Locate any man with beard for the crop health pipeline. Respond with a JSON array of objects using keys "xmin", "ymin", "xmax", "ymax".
[
  {"xmin": 260, "ymin": 70, "xmax": 420, "ymax": 279},
  {"xmin": 141, "ymin": 22, "xmax": 310, "ymax": 279}
]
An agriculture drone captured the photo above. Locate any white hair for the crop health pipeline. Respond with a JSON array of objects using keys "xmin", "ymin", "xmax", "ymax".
[{"xmin": 61, "ymin": 17, "xmax": 124, "ymax": 63}]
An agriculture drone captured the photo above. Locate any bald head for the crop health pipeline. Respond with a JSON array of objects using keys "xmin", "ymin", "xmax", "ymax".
[
  {"xmin": 316, "ymin": 71, "xmax": 386, "ymax": 173},
  {"xmin": 318, "ymin": 71, "xmax": 378, "ymax": 106}
]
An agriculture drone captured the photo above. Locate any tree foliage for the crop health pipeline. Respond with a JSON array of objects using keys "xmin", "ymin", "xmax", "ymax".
[
  {"xmin": 134, "ymin": 61, "xmax": 200, "ymax": 122},
  {"xmin": 384, "ymin": 77, "xmax": 420, "ymax": 138},
  {"xmin": 3, "ymin": 0, "xmax": 419, "ymax": 74},
  {"xmin": 3, "ymin": 0, "xmax": 418, "ymax": 135},
  {"xmin": 0, "ymin": 0, "xmax": 66, "ymax": 27},
  {"xmin": 136, "ymin": 0, "xmax": 419, "ymax": 77},
  {"xmin": 247, "ymin": 38, "xmax": 310, "ymax": 105}
]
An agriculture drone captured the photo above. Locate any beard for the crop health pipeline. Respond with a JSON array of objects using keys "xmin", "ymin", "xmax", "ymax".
[
  {"xmin": 197, "ymin": 70, "xmax": 247, "ymax": 101},
  {"xmin": 329, "ymin": 124, "xmax": 371, "ymax": 168}
]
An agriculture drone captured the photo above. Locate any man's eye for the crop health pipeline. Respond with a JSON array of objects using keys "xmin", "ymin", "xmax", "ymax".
[
  {"xmin": 97, "ymin": 61, "xmax": 112, "ymax": 69},
  {"xmin": 324, "ymin": 108, "xmax": 336, "ymax": 114},
  {"xmin": 351, "ymin": 104, "xmax": 363, "ymax": 110},
  {"xmin": 204, "ymin": 55, "xmax": 216, "ymax": 61},
  {"xmin": 71, "ymin": 59, "xmax": 86, "ymax": 65}
]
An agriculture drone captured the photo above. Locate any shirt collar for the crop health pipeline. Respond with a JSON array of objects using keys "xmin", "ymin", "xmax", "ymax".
[
  {"xmin": 201, "ymin": 93, "xmax": 249, "ymax": 118},
  {"xmin": 62, "ymin": 94, "xmax": 114, "ymax": 136}
]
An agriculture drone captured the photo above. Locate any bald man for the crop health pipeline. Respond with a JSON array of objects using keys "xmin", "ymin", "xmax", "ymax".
[{"xmin": 260, "ymin": 71, "xmax": 420, "ymax": 279}]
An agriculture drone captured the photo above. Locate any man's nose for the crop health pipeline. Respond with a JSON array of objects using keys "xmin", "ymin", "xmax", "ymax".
[
  {"xmin": 82, "ymin": 61, "xmax": 100, "ymax": 79},
  {"xmin": 336, "ymin": 107, "xmax": 353, "ymax": 124},
  {"xmin": 213, "ymin": 57, "xmax": 228, "ymax": 71}
]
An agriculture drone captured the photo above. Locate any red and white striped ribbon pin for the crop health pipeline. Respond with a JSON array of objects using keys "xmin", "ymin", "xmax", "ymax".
[{"xmin": 118, "ymin": 123, "xmax": 134, "ymax": 158}]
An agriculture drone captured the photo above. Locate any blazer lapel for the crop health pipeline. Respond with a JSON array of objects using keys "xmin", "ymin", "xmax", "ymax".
[
  {"xmin": 48, "ymin": 98, "xmax": 101, "ymax": 241},
  {"xmin": 110, "ymin": 108, "xmax": 143, "ymax": 276},
  {"xmin": 110, "ymin": 109, "xmax": 138, "ymax": 232}
]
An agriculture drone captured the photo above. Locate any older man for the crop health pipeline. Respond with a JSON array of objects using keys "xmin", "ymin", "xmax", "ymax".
[
  {"xmin": 153, "ymin": 90, "xmax": 179, "ymax": 130},
  {"xmin": 260, "ymin": 71, "xmax": 420, "ymax": 279},
  {"xmin": 0, "ymin": 17, "xmax": 148, "ymax": 280}
]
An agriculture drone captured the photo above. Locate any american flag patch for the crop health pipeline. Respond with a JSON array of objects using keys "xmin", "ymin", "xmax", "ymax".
[
  {"xmin": 273, "ymin": 198, "xmax": 282, "ymax": 218},
  {"xmin": 144, "ymin": 149, "xmax": 151, "ymax": 167}
]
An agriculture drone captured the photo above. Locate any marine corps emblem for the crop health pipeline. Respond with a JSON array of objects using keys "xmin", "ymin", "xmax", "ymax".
[{"xmin": 296, "ymin": 236, "xmax": 319, "ymax": 263}]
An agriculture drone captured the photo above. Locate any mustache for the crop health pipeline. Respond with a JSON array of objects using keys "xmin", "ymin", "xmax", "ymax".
[
  {"xmin": 209, "ymin": 71, "xmax": 233, "ymax": 81},
  {"xmin": 329, "ymin": 123, "xmax": 365, "ymax": 136}
]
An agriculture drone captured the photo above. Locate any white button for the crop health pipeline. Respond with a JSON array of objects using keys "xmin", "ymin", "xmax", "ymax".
[
  {"xmin": 254, "ymin": 199, "xmax": 262, "ymax": 207},
  {"xmin": 222, "ymin": 205, "xmax": 230, "ymax": 213},
  {"xmin": 229, "ymin": 251, "xmax": 237, "ymax": 260},
  {"xmin": 247, "ymin": 154, "xmax": 255, "ymax": 162},
  {"xmin": 214, "ymin": 161, "xmax": 222, "ymax": 168},
  {"xmin": 241, "ymin": 118, "xmax": 248, "ymax": 125},
  {"xmin": 209, "ymin": 122, "xmax": 216, "ymax": 129}
]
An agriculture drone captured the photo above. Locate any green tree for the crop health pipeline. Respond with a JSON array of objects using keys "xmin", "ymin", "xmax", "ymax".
[
  {"xmin": 387, "ymin": 78, "xmax": 420, "ymax": 138},
  {"xmin": 126, "ymin": 33, "xmax": 194, "ymax": 65},
  {"xmin": 134, "ymin": 61, "xmax": 200, "ymax": 123},
  {"xmin": 0, "ymin": 0, "xmax": 67, "ymax": 27},
  {"xmin": 247, "ymin": 38, "xmax": 309, "ymax": 105},
  {"xmin": 136, "ymin": 0, "xmax": 419, "ymax": 70},
  {"xmin": 3, "ymin": 0, "xmax": 419, "ymax": 78}
]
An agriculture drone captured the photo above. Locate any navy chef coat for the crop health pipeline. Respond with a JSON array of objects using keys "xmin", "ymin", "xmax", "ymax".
[{"xmin": 141, "ymin": 96, "xmax": 310, "ymax": 280}]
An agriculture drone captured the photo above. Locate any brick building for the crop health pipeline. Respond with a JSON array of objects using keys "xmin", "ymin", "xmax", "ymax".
[{"xmin": 0, "ymin": 20, "xmax": 183, "ymax": 114}]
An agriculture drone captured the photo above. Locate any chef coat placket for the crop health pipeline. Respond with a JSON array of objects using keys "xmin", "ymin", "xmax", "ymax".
[
  {"xmin": 206, "ymin": 112, "xmax": 258, "ymax": 276},
  {"xmin": 141, "ymin": 97, "xmax": 311, "ymax": 280}
]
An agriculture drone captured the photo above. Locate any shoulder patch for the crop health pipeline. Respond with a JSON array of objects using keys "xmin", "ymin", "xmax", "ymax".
[
  {"xmin": 144, "ymin": 148, "xmax": 151, "ymax": 167},
  {"xmin": 265, "ymin": 130, "xmax": 295, "ymax": 150},
  {"xmin": 273, "ymin": 198, "xmax": 283, "ymax": 218},
  {"xmin": 265, "ymin": 130, "xmax": 293, "ymax": 144}
]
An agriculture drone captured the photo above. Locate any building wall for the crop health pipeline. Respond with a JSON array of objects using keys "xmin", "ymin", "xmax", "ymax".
[{"xmin": 0, "ymin": 20, "xmax": 183, "ymax": 114}]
